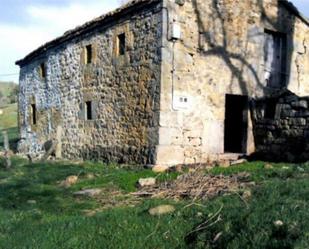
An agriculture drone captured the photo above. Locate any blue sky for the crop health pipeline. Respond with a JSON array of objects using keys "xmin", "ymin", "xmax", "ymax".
[{"xmin": 0, "ymin": 0, "xmax": 308, "ymax": 83}]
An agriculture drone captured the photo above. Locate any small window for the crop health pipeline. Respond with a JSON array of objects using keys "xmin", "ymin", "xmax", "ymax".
[
  {"xmin": 85, "ymin": 101, "xmax": 92, "ymax": 120},
  {"xmin": 264, "ymin": 99, "xmax": 277, "ymax": 119},
  {"xmin": 117, "ymin": 33, "xmax": 126, "ymax": 56},
  {"xmin": 85, "ymin": 45, "xmax": 92, "ymax": 64},
  {"xmin": 39, "ymin": 63, "xmax": 46, "ymax": 79},
  {"xmin": 31, "ymin": 104, "xmax": 37, "ymax": 125}
]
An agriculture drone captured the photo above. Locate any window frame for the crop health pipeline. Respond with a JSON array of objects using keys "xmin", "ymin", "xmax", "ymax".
[
  {"xmin": 31, "ymin": 103, "xmax": 37, "ymax": 125},
  {"xmin": 85, "ymin": 101, "xmax": 93, "ymax": 121},
  {"xmin": 117, "ymin": 33, "xmax": 126, "ymax": 56},
  {"xmin": 85, "ymin": 44, "xmax": 93, "ymax": 64},
  {"xmin": 39, "ymin": 63, "xmax": 46, "ymax": 79}
]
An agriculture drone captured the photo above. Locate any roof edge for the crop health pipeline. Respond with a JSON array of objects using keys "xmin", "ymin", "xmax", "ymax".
[
  {"xmin": 16, "ymin": 0, "xmax": 161, "ymax": 67},
  {"xmin": 280, "ymin": 0, "xmax": 309, "ymax": 26}
]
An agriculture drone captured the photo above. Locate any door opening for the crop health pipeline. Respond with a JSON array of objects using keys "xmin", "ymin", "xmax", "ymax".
[{"xmin": 224, "ymin": 94, "xmax": 248, "ymax": 153}]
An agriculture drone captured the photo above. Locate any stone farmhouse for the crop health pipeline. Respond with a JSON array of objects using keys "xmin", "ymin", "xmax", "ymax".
[{"xmin": 16, "ymin": 0, "xmax": 309, "ymax": 166}]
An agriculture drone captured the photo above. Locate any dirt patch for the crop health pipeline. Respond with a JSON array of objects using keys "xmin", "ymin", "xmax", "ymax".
[{"xmin": 132, "ymin": 172, "xmax": 254, "ymax": 201}]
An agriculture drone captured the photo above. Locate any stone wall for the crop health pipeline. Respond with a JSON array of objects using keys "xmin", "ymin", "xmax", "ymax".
[
  {"xmin": 17, "ymin": 0, "xmax": 309, "ymax": 166},
  {"xmin": 156, "ymin": 0, "xmax": 309, "ymax": 166},
  {"xmin": 253, "ymin": 91, "xmax": 309, "ymax": 162},
  {"xmin": 18, "ymin": 1, "xmax": 163, "ymax": 164}
]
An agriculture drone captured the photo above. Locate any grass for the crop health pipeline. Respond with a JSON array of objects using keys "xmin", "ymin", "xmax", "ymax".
[
  {"xmin": 0, "ymin": 82, "xmax": 16, "ymax": 98},
  {"xmin": 0, "ymin": 103, "xmax": 17, "ymax": 129},
  {"xmin": 0, "ymin": 159, "xmax": 309, "ymax": 248}
]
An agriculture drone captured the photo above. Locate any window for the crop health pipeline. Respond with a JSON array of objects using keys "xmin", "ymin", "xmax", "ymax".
[
  {"xmin": 39, "ymin": 63, "xmax": 46, "ymax": 79},
  {"xmin": 85, "ymin": 45, "xmax": 92, "ymax": 64},
  {"xmin": 117, "ymin": 33, "xmax": 126, "ymax": 56},
  {"xmin": 31, "ymin": 104, "xmax": 37, "ymax": 125},
  {"xmin": 264, "ymin": 30, "xmax": 287, "ymax": 88},
  {"xmin": 85, "ymin": 101, "xmax": 92, "ymax": 120}
]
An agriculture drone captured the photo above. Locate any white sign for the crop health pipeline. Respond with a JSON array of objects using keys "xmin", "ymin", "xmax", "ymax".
[{"xmin": 173, "ymin": 95, "xmax": 191, "ymax": 110}]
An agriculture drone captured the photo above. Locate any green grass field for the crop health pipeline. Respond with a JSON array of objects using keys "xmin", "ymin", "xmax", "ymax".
[
  {"xmin": 0, "ymin": 82, "xmax": 308, "ymax": 248},
  {"xmin": 0, "ymin": 159, "xmax": 308, "ymax": 249}
]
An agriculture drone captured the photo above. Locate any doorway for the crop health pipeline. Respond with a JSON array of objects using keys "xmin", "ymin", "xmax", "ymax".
[{"xmin": 224, "ymin": 94, "xmax": 248, "ymax": 153}]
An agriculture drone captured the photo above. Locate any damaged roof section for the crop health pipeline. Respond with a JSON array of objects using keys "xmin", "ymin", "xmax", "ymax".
[{"xmin": 16, "ymin": 0, "xmax": 161, "ymax": 66}]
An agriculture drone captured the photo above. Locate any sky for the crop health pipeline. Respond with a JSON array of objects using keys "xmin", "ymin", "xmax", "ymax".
[{"xmin": 0, "ymin": 0, "xmax": 308, "ymax": 83}]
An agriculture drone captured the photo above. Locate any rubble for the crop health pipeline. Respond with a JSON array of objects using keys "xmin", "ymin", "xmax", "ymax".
[{"xmin": 133, "ymin": 171, "xmax": 253, "ymax": 201}]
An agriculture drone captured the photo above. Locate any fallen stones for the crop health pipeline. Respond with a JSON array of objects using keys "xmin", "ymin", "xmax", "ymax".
[
  {"xmin": 274, "ymin": 220, "xmax": 284, "ymax": 227},
  {"xmin": 242, "ymin": 190, "xmax": 252, "ymax": 200},
  {"xmin": 59, "ymin": 175, "xmax": 78, "ymax": 188},
  {"xmin": 137, "ymin": 177, "xmax": 156, "ymax": 187},
  {"xmin": 149, "ymin": 205, "xmax": 175, "ymax": 216},
  {"xmin": 27, "ymin": 200, "xmax": 37, "ymax": 205},
  {"xmin": 74, "ymin": 188, "xmax": 102, "ymax": 197},
  {"xmin": 85, "ymin": 173, "xmax": 95, "ymax": 179},
  {"xmin": 230, "ymin": 159, "xmax": 248, "ymax": 166},
  {"xmin": 152, "ymin": 165, "xmax": 169, "ymax": 173},
  {"xmin": 264, "ymin": 163, "xmax": 273, "ymax": 169}
]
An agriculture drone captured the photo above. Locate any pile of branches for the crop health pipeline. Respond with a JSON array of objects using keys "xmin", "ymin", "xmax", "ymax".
[{"xmin": 133, "ymin": 171, "xmax": 253, "ymax": 200}]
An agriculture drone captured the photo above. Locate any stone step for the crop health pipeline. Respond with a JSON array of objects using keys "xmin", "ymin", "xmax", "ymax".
[
  {"xmin": 215, "ymin": 153, "xmax": 246, "ymax": 167},
  {"xmin": 217, "ymin": 153, "xmax": 245, "ymax": 161}
]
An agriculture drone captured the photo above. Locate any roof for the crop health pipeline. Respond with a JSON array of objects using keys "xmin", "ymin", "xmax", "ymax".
[
  {"xmin": 16, "ymin": 0, "xmax": 308, "ymax": 66},
  {"xmin": 16, "ymin": 0, "xmax": 160, "ymax": 66},
  {"xmin": 280, "ymin": 0, "xmax": 309, "ymax": 26}
]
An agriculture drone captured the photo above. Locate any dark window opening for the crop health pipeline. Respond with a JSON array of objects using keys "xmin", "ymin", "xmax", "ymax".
[
  {"xmin": 224, "ymin": 95, "xmax": 248, "ymax": 154},
  {"xmin": 85, "ymin": 101, "xmax": 92, "ymax": 120},
  {"xmin": 117, "ymin": 33, "xmax": 126, "ymax": 56},
  {"xmin": 264, "ymin": 99, "xmax": 277, "ymax": 119},
  {"xmin": 85, "ymin": 45, "xmax": 92, "ymax": 64},
  {"xmin": 40, "ymin": 63, "xmax": 46, "ymax": 79},
  {"xmin": 31, "ymin": 104, "xmax": 37, "ymax": 125},
  {"xmin": 264, "ymin": 30, "xmax": 287, "ymax": 88}
]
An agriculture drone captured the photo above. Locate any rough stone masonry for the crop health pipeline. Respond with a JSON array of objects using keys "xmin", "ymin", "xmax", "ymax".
[{"xmin": 16, "ymin": 0, "xmax": 309, "ymax": 166}]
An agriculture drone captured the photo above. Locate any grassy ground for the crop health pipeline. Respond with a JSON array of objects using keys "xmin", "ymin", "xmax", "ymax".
[{"xmin": 0, "ymin": 159, "xmax": 308, "ymax": 248}]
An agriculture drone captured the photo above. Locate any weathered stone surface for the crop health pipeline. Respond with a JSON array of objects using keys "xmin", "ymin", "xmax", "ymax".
[
  {"xmin": 253, "ymin": 91, "xmax": 309, "ymax": 162},
  {"xmin": 291, "ymin": 100, "xmax": 308, "ymax": 109},
  {"xmin": 274, "ymin": 220, "xmax": 284, "ymax": 227},
  {"xmin": 264, "ymin": 163, "xmax": 274, "ymax": 169},
  {"xmin": 16, "ymin": 0, "xmax": 309, "ymax": 166},
  {"xmin": 152, "ymin": 164, "xmax": 170, "ymax": 173},
  {"xmin": 27, "ymin": 200, "xmax": 37, "ymax": 205},
  {"xmin": 137, "ymin": 177, "xmax": 156, "ymax": 187},
  {"xmin": 148, "ymin": 205, "xmax": 175, "ymax": 216},
  {"xmin": 230, "ymin": 159, "xmax": 248, "ymax": 166},
  {"xmin": 17, "ymin": 2, "xmax": 162, "ymax": 165},
  {"xmin": 60, "ymin": 175, "xmax": 78, "ymax": 188}
]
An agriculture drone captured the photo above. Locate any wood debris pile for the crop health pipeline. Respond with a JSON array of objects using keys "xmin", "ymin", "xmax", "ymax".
[{"xmin": 133, "ymin": 171, "xmax": 254, "ymax": 200}]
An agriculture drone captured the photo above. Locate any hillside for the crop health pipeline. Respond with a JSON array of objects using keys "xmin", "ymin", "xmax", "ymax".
[
  {"xmin": 0, "ymin": 81, "xmax": 17, "ymax": 98},
  {"xmin": 0, "ymin": 81, "xmax": 18, "ymax": 150}
]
